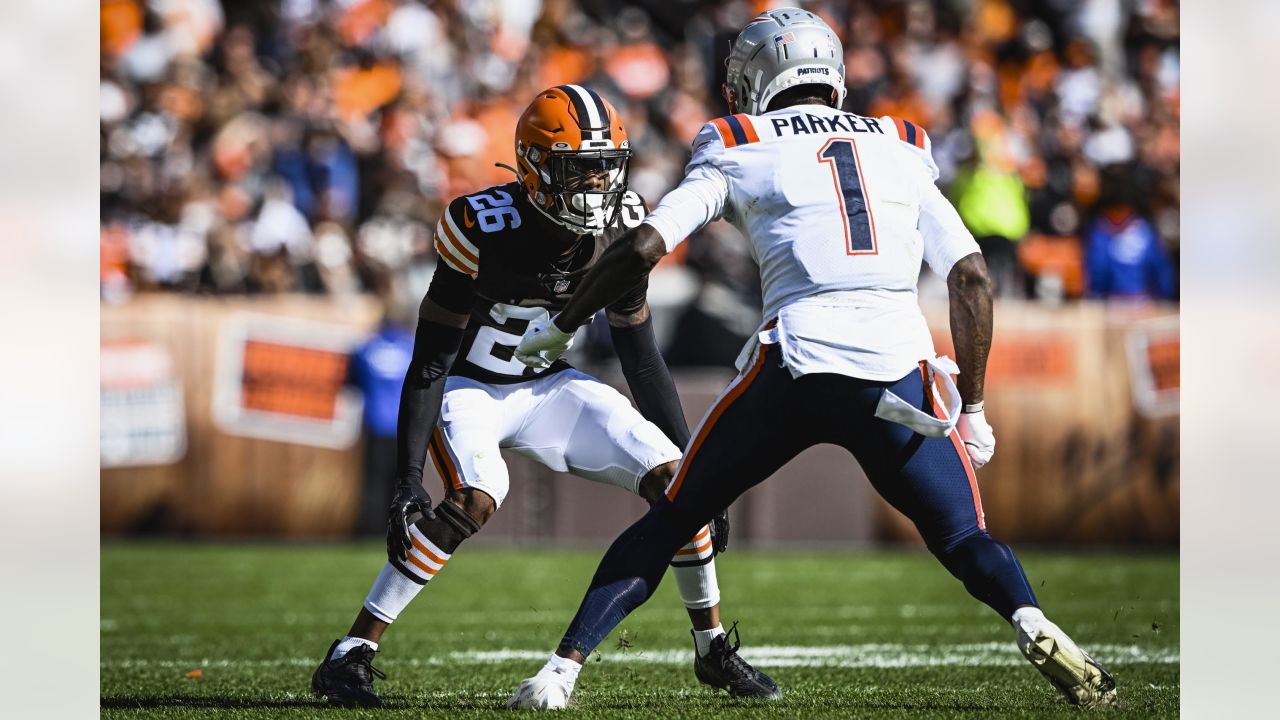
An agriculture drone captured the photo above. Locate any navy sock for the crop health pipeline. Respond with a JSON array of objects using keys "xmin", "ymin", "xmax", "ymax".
[
  {"xmin": 558, "ymin": 503, "xmax": 699, "ymax": 657},
  {"xmin": 934, "ymin": 531, "xmax": 1038, "ymax": 618}
]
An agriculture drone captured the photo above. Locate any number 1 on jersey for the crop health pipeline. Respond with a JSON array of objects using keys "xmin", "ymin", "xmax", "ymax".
[{"xmin": 818, "ymin": 138, "xmax": 878, "ymax": 255}]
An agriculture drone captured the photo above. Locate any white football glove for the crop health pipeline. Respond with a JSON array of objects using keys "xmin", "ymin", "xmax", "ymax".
[
  {"xmin": 956, "ymin": 405, "xmax": 995, "ymax": 469},
  {"xmin": 514, "ymin": 315, "xmax": 575, "ymax": 370}
]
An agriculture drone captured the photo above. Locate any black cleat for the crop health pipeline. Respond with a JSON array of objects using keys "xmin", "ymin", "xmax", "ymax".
[
  {"xmin": 693, "ymin": 623, "xmax": 782, "ymax": 700},
  {"xmin": 311, "ymin": 639, "xmax": 386, "ymax": 708}
]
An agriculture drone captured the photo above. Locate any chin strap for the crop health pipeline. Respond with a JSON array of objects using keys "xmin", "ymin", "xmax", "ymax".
[{"xmin": 494, "ymin": 161, "xmax": 521, "ymax": 181}]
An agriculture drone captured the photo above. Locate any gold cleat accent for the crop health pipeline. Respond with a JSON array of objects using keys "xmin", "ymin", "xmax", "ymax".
[{"xmin": 1017, "ymin": 623, "xmax": 1118, "ymax": 709}]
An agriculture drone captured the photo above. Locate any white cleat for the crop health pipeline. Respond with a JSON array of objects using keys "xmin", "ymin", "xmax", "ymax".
[
  {"xmin": 1015, "ymin": 618, "xmax": 1117, "ymax": 709},
  {"xmin": 507, "ymin": 669, "xmax": 575, "ymax": 710}
]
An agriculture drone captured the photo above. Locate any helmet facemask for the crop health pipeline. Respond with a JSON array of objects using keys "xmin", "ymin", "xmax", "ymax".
[
  {"xmin": 540, "ymin": 148, "xmax": 631, "ymax": 234},
  {"xmin": 514, "ymin": 85, "xmax": 634, "ymax": 235}
]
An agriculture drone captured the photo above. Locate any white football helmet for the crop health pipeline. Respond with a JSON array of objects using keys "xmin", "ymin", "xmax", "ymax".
[{"xmin": 725, "ymin": 7, "xmax": 847, "ymax": 115}]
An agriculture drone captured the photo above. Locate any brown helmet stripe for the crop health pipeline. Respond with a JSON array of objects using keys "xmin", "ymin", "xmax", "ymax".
[{"xmin": 557, "ymin": 84, "xmax": 611, "ymax": 141}]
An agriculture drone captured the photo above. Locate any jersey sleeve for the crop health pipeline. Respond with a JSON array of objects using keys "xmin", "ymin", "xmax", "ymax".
[
  {"xmin": 642, "ymin": 162, "xmax": 730, "ymax": 253},
  {"xmin": 686, "ymin": 120, "xmax": 729, "ymax": 173},
  {"xmin": 918, "ymin": 180, "xmax": 981, "ymax": 278},
  {"xmin": 424, "ymin": 258, "xmax": 476, "ymax": 314},
  {"xmin": 881, "ymin": 115, "xmax": 940, "ymax": 182},
  {"xmin": 433, "ymin": 197, "xmax": 482, "ymax": 277}
]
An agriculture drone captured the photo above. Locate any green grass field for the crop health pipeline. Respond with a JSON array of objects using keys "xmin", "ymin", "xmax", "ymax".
[{"xmin": 101, "ymin": 544, "xmax": 1177, "ymax": 718}]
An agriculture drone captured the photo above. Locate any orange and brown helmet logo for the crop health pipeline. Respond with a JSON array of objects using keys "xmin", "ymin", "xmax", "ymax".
[{"xmin": 515, "ymin": 85, "xmax": 629, "ymax": 211}]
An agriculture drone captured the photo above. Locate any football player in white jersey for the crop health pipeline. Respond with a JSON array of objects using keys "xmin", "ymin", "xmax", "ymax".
[
  {"xmin": 309, "ymin": 86, "xmax": 777, "ymax": 707},
  {"xmin": 509, "ymin": 7, "xmax": 1116, "ymax": 711}
]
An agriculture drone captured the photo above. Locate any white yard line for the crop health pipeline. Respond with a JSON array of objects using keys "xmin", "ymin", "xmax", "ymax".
[
  {"xmin": 458, "ymin": 643, "xmax": 1177, "ymax": 668},
  {"xmin": 102, "ymin": 643, "xmax": 1178, "ymax": 670}
]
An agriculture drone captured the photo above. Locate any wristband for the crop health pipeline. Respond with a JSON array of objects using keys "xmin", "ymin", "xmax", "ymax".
[
  {"xmin": 962, "ymin": 401, "xmax": 985, "ymax": 414},
  {"xmin": 549, "ymin": 315, "xmax": 575, "ymax": 338}
]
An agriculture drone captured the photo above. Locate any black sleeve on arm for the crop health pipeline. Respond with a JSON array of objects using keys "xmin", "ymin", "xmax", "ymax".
[
  {"xmin": 610, "ymin": 314, "xmax": 690, "ymax": 449},
  {"xmin": 395, "ymin": 263, "xmax": 473, "ymax": 487},
  {"xmin": 606, "ymin": 276, "xmax": 649, "ymax": 318},
  {"xmin": 394, "ymin": 319, "xmax": 465, "ymax": 487}
]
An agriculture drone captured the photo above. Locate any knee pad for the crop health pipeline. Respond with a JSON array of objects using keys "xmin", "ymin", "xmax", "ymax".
[{"xmin": 413, "ymin": 497, "xmax": 482, "ymax": 555}]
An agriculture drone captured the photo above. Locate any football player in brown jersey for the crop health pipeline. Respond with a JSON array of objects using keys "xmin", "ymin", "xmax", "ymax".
[{"xmin": 311, "ymin": 85, "xmax": 778, "ymax": 707}]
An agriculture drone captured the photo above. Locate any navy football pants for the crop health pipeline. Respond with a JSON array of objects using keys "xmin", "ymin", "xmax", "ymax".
[{"xmin": 559, "ymin": 344, "xmax": 1038, "ymax": 657}]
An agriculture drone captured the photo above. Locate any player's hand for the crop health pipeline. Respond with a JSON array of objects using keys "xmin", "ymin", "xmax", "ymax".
[
  {"xmin": 514, "ymin": 316, "xmax": 575, "ymax": 369},
  {"xmin": 387, "ymin": 477, "xmax": 435, "ymax": 562},
  {"xmin": 710, "ymin": 508, "xmax": 731, "ymax": 554},
  {"xmin": 956, "ymin": 406, "xmax": 995, "ymax": 469}
]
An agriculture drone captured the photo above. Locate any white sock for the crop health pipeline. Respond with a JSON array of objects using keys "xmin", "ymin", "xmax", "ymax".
[
  {"xmin": 332, "ymin": 635, "xmax": 379, "ymax": 659},
  {"xmin": 363, "ymin": 562, "xmax": 428, "ymax": 623},
  {"xmin": 673, "ymin": 560, "xmax": 721, "ymax": 610},
  {"xmin": 693, "ymin": 625, "xmax": 726, "ymax": 657},
  {"xmin": 672, "ymin": 526, "xmax": 720, "ymax": 610},
  {"xmin": 537, "ymin": 653, "xmax": 583, "ymax": 687},
  {"xmin": 1011, "ymin": 606, "xmax": 1049, "ymax": 635}
]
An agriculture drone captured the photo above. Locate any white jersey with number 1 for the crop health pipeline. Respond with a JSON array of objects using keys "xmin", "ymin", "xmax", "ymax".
[{"xmin": 643, "ymin": 104, "xmax": 980, "ymax": 381}]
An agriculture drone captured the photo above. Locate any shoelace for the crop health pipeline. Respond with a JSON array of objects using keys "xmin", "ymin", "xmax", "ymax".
[
  {"xmin": 341, "ymin": 647, "xmax": 388, "ymax": 681},
  {"xmin": 718, "ymin": 621, "xmax": 754, "ymax": 676}
]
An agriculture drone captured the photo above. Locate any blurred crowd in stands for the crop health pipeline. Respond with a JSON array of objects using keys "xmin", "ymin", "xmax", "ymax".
[{"xmin": 101, "ymin": 0, "xmax": 1180, "ymax": 338}]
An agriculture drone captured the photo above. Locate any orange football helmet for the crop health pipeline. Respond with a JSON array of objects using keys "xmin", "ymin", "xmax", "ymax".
[{"xmin": 514, "ymin": 85, "xmax": 631, "ymax": 234}]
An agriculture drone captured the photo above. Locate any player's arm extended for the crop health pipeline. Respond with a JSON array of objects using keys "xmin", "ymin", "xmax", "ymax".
[
  {"xmin": 550, "ymin": 164, "xmax": 729, "ymax": 333},
  {"xmin": 387, "ymin": 264, "xmax": 472, "ymax": 559},
  {"xmin": 606, "ymin": 297, "xmax": 691, "ymax": 450},
  {"xmin": 545, "ymin": 223, "xmax": 669, "ymax": 332}
]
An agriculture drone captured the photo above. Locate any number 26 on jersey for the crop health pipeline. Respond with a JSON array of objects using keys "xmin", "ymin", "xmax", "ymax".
[{"xmin": 466, "ymin": 190, "xmax": 522, "ymax": 233}]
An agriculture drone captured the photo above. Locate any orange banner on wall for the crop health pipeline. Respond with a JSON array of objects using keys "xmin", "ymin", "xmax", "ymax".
[
  {"xmin": 213, "ymin": 313, "xmax": 365, "ymax": 449},
  {"xmin": 241, "ymin": 340, "xmax": 350, "ymax": 420}
]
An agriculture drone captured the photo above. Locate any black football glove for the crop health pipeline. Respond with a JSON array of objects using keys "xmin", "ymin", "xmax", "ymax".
[
  {"xmin": 710, "ymin": 508, "xmax": 730, "ymax": 554},
  {"xmin": 387, "ymin": 477, "xmax": 435, "ymax": 563}
]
